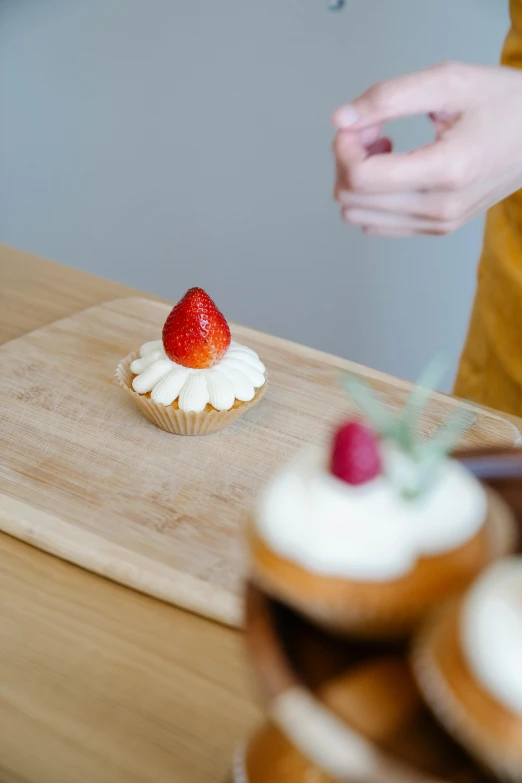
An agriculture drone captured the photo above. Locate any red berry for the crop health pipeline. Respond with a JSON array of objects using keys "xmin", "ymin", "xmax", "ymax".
[
  {"xmin": 162, "ymin": 287, "xmax": 231, "ymax": 369},
  {"xmin": 330, "ymin": 421, "xmax": 381, "ymax": 486}
]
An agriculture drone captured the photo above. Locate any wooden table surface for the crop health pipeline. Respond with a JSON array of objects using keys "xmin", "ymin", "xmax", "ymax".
[
  {"xmin": 0, "ymin": 246, "xmax": 262, "ymax": 783},
  {"xmin": 1, "ymin": 245, "xmax": 520, "ymax": 783}
]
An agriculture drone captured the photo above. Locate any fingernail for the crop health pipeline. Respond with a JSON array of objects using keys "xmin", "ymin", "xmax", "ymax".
[{"xmin": 332, "ymin": 104, "xmax": 359, "ymax": 129}]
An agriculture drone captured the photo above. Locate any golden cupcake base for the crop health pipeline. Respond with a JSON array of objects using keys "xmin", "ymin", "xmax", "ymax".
[
  {"xmin": 248, "ymin": 488, "xmax": 516, "ymax": 638},
  {"xmin": 231, "ymin": 727, "xmax": 334, "ymax": 783},
  {"xmin": 413, "ymin": 597, "xmax": 522, "ymax": 782},
  {"xmin": 231, "ymin": 656, "xmax": 441, "ymax": 783}
]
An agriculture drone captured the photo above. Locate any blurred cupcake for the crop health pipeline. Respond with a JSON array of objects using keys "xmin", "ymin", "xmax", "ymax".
[
  {"xmin": 233, "ymin": 657, "xmax": 422, "ymax": 783},
  {"xmin": 248, "ymin": 371, "xmax": 515, "ymax": 638},
  {"xmin": 116, "ymin": 287, "xmax": 266, "ymax": 435},
  {"xmin": 413, "ymin": 557, "xmax": 522, "ymax": 782}
]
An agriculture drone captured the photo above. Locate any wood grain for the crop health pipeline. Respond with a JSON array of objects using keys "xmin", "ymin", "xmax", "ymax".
[
  {"xmin": 0, "ymin": 245, "xmax": 262, "ymax": 783},
  {"xmin": 0, "ymin": 532, "xmax": 261, "ymax": 783},
  {"xmin": 0, "ymin": 245, "xmax": 521, "ymax": 783},
  {"xmin": 1, "ymin": 296, "xmax": 519, "ymax": 629}
]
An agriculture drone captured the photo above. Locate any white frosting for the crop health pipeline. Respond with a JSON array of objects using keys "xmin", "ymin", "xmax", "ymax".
[
  {"xmin": 131, "ymin": 340, "xmax": 266, "ymax": 413},
  {"xmin": 461, "ymin": 558, "xmax": 522, "ymax": 716},
  {"xmin": 256, "ymin": 446, "xmax": 487, "ymax": 581}
]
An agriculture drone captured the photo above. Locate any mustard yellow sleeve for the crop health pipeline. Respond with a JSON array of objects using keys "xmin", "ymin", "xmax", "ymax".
[
  {"xmin": 454, "ymin": 0, "xmax": 522, "ymax": 416},
  {"xmin": 502, "ymin": 0, "xmax": 522, "ymax": 66}
]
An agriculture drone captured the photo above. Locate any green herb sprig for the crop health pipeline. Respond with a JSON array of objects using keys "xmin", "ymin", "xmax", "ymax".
[{"xmin": 341, "ymin": 357, "xmax": 476, "ymax": 500}]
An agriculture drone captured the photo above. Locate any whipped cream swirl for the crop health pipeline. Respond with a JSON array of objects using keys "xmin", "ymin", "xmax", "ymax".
[
  {"xmin": 131, "ymin": 340, "xmax": 266, "ymax": 413},
  {"xmin": 256, "ymin": 446, "xmax": 487, "ymax": 581},
  {"xmin": 461, "ymin": 558, "xmax": 522, "ymax": 716}
]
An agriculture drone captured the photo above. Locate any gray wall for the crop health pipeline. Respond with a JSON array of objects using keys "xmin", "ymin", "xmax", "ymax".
[{"xmin": 0, "ymin": 0, "xmax": 509, "ymax": 389}]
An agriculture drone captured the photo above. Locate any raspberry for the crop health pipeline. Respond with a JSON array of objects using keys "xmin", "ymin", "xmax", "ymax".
[{"xmin": 330, "ymin": 421, "xmax": 381, "ymax": 485}]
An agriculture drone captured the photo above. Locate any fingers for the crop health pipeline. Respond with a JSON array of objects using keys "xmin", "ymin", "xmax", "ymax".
[
  {"xmin": 331, "ymin": 63, "xmax": 479, "ymax": 194},
  {"xmin": 333, "ymin": 128, "xmax": 393, "ymax": 197},
  {"xmin": 333, "ymin": 125, "xmax": 391, "ymax": 163},
  {"xmin": 334, "ymin": 130, "xmax": 473, "ymax": 193},
  {"xmin": 331, "ymin": 61, "xmax": 473, "ymax": 130},
  {"xmin": 333, "ymin": 129, "xmax": 366, "ymax": 167},
  {"xmin": 338, "ymin": 190, "xmax": 418, "ymax": 215},
  {"xmin": 333, "ymin": 132, "xmax": 366, "ymax": 197},
  {"xmin": 366, "ymin": 137, "xmax": 392, "ymax": 155},
  {"xmin": 338, "ymin": 189, "xmax": 468, "ymax": 235},
  {"xmin": 359, "ymin": 125, "xmax": 384, "ymax": 147},
  {"xmin": 341, "ymin": 207, "xmax": 460, "ymax": 236},
  {"xmin": 335, "ymin": 163, "xmax": 513, "ymax": 233},
  {"xmin": 336, "ymin": 189, "xmax": 462, "ymax": 221},
  {"xmin": 337, "ymin": 183, "xmax": 479, "ymax": 235},
  {"xmin": 331, "ymin": 62, "xmax": 522, "ymax": 236},
  {"xmin": 352, "ymin": 146, "xmax": 446, "ymax": 192},
  {"xmin": 364, "ymin": 226, "xmax": 438, "ymax": 237}
]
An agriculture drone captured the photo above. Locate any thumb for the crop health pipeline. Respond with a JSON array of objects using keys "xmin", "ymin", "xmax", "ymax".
[
  {"xmin": 333, "ymin": 129, "xmax": 392, "ymax": 195},
  {"xmin": 333, "ymin": 130, "xmax": 366, "ymax": 195},
  {"xmin": 331, "ymin": 61, "xmax": 472, "ymax": 130}
]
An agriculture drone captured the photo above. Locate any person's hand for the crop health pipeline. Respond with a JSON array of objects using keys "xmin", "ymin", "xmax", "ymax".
[{"xmin": 332, "ymin": 61, "xmax": 522, "ymax": 236}]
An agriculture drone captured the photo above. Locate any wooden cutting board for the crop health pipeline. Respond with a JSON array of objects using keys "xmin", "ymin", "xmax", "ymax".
[{"xmin": 0, "ymin": 297, "xmax": 519, "ymax": 628}]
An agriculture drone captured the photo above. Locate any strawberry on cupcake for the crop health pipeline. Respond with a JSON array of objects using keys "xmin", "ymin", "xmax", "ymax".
[{"xmin": 116, "ymin": 287, "xmax": 267, "ymax": 435}]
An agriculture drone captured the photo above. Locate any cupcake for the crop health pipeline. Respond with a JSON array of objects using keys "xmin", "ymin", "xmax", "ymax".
[
  {"xmin": 233, "ymin": 657, "xmax": 423, "ymax": 783},
  {"xmin": 248, "ymin": 372, "xmax": 515, "ymax": 638},
  {"xmin": 413, "ymin": 557, "xmax": 522, "ymax": 782},
  {"xmin": 116, "ymin": 287, "xmax": 267, "ymax": 435}
]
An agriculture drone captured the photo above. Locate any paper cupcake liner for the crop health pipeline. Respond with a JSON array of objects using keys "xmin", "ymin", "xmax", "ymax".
[
  {"xmin": 412, "ymin": 605, "xmax": 522, "ymax": 782},
  {"xmin": 116, "ymin": 352, "xmax": 267, "ymax": 436},
  {"xmin": 249, "ymin": 489, "xmax": 516, "ymax": 640}
]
